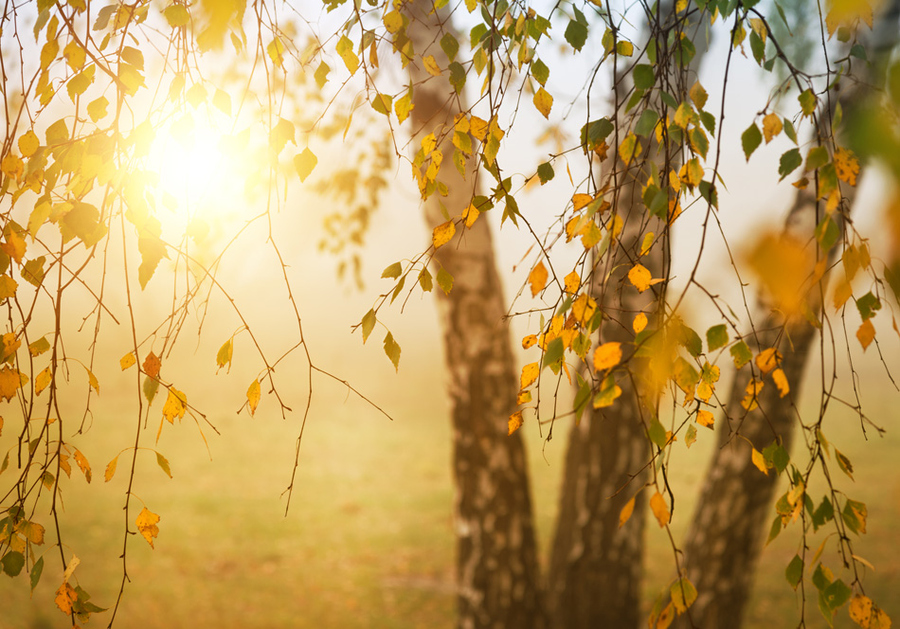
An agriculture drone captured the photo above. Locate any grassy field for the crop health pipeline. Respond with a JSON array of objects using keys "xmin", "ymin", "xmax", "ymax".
[{"xmin": 2, "ymin": 355, "xmax": 898, "ymax": 629}]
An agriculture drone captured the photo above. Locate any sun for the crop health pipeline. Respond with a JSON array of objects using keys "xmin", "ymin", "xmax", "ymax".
[{"xmin": 148, "ymin": 111, "xmax": 250, "ymax": 234}]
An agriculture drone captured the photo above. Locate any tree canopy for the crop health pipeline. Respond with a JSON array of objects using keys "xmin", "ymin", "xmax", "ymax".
[{"xmin": 1, "ymin": 0, "xmax": 899, "ymax": 625}]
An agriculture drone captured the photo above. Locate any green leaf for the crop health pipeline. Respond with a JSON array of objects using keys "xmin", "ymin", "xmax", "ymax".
[
  {"xmin": 778, "ymin": 148, "xmax": 802, "ymax": 180},
  {"xmin": 383, "ymin": 332, "xmax": 401, "ymax": 371},
  {"xmin": 440, "ymin": 33, "xmax": 459, "ymax": 61},
  {"xmin": 448, "ymin": 61, "xmax": 466, "ymax": 92},
  {"xmin": 163, "ymin": 4, "xmax": 190, "ymax": 27},
  {"xmin": 371, "ymin": 93, "xmax": 393, "ymax": 116},
  {"xmin": 294, "ymin": 148, "xmax": 318, "ymax": 183},
  {"xmin": 766, "ymin": 515, "xmax": 783, "ymax": 544},
  {"xmin": 634, "ymin": 109, "xmax": 659, "ymax": 137},
  {"xmin": 437, "ymin": 268, "xmax": 453, "ymax": 294},
  {"xmin": 537, "ymin": 162, "xmax": 554, "ymax": 184},
  {"xmin": 633, "ymin": 64, "xmax": 655, "ymax": 90},
  {"xmin": 670, "ymin": 577, "xmax": 698, "ymax": 614},
  {"xmin": 143, "ymin": 376, "xmax": 159, "ymax": 405},
  {"xmin": 678, "ymin": 324, "xmax": 702, "ymax": 358},
  {"xmin": 30, "ymin": 555, "xmax": 44, "ymax": 593},
  {"xmin": 815, "ymin": 215, "xmax": 840, "ymax": 252},
  {"xmin": 564, "ymin": 19, "xmax": 588, "ymax": 51},
  {"xmin": 532, "ymin": 58, "xmax": 549, "ymax": 86},
  {"xmin": 812, "ymin": 496, "xmax": 834, "ymax": 530},
  {"xmin": 706, "ymin": 324, "xmax": 729, "ymax": 351},
  {"xmin": 785, "ymin": 554, "xmax": 803, "ymax": 589},
  {"xmin": 542, "ymin": 337, "xmax": 565, "ymax": 369},
  {"xmin": 799, "ymin": 88, "xmax": 817, "ymax": 116},
  {"xmin": 823, "ymin": 579, "xmax": 851, "ymax": 610},
  {"xmin": 806, "ymin": 145, "xmax": 829, "ymax": 171},
  {"xmin": 648, "ymin": 417, "xmax": 668, "ymax": 449},
  {"xmin": 1, "ymin": 551, "xmax": 24, "ymax": 576},
  {"xmin": 741, "ymin": 123, "xmax": 762, "ymax": 160},
  {"xmin": 579, "ymin": 118, "xmax": 613, "ymax": 150},
  {"xmin": 361, "ymin": 309, "xmax": 376, "ymax": 343},
  {"xmin": 155, "ymin": 452, "xmax": 172, "ymax": 478},
  {"xmin": 381, "ymin": 262, "xmax": 402, "ymax": 279},
  {"xmin": 783, "ymin": 117, "xmax": 798, "ymax": 143},
  {"xmin": 730, "ymin": 340, "xmax": 752, "ymax": 368}
]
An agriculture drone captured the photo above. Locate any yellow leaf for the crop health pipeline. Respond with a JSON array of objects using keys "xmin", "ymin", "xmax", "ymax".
[
  {"xmin": 833, "ymin": 278, "xmax": 853, "ymax": 310},
  {"xmin": 696, "ymin": 409, "xmax": 715, "ymax": 428},
  {"xmin": 689, "ymin": 81, "xmax": 708, "ymax": 109},
  {"xmin": 432, "ymin": 221, "xmax": 456, "ymax": 249},
  {"xmin": 619, "ymin": 496, "xmax": 636, "ymax": 528},
  {"xmin": 628, "ymin": 264, "xmax": 652, "ymax": 292},
  {"xmin": 572, "ymin": 193, "xmax": 593, "ymax": 211},
  {"xmin": 593, "ymin": 342, "xmax": 622, "ymax": 372},
  {"xmin": 120, "ymin": 352, "xmax": 136, "ymax": 370},
  {"xmin": 762, "ymin": 113, "xmax": 783, "ymax": 143},
  {"xmin": 563, "ymin": 271, "xmax": 580, "ymax": 294},
  {"xmin": 469, "ymin": 116, "xmax": 488, "ymax": 142},
  {"xmin": 850, "ymin": 595, "xmax": 874, "ymax": 627},
  {"xmin": 19, "ymin": 520, "xmax": 45, "ymax": 545},
  {"xmin": 856, "ymin": 319, "xmax": 876, "ymax": 350},
  {"xmin": 508, "ymin": 410, "xmax": 524, "ymax": 435},
  {"xmin": 0, "ymin": 274, "xmax": 18, "ymax": 300},
  {"xmin": 247, "ymin": 379, "xmax": 261, "ymax": 415},
  {"xmin": 18, "ymin": 130, "xmax": 40, "ymax": 158},
  {"xmin": 656, "ymin": 601, "xmax": 675, "ymax": 629},
  {"xmin": 825, "ymin": 0, "xmax": 874, "ymax": 36},
  {"xmin": 571, "ymin": 293, "xmax": 597, "ymax": 325},
  {"xmin": 35, "ymin": 366, "xmax": 52, "ymax": 396},
  {"xmin": 85, "ymin": 367, "xmax": 100, "ymax": 394},
  {"xmin": 0, "ymin": 153, "xmax": 23, "ymax": 180},
  {"xmin": 751, "ymin": 447, "xmax": 769, "ymax": 475},
  {"xmin": 618, "ymin": 133, "xmax": 641, "ymax": 166},
  {"xmin": 55, "ymin": 582, "xmax": 78, "ymax": 615},
  {"xmin": 104, "ymin": 456, "xmax": 118, "ymax": 482},
  {"xmin": 136, "ymin": 506, "xmax": 160, "ymax": 548},
  {"xmin": 422, "ymin": 54, "xmax": 442, "ymax": 76},
  {"xmin": 650, "ymin": 491, "xmax": 670, "ymax": 527},
  {"xmin": 772, "ymin": 368, "xmax": 790, "ymax": 397},
  {"xmin": 522, "ymin": 334, "xmax": 537, "ymax": 349},
  {"xmin": 516, "ymin": 389, "xmax": 532, "ymax": 405},
  {"xmin": 63, "ymin": 40, "xmax": 86, "ymax": 71},
  {"xmin": 533, "ymin": 87, "xmax": 553, "ymax": 119},
  {"xmin": 528, "ymin": 261, "xmax": 548, "ymax": 297},
  {"xmin": 520, "ymin": 362, "xmax": 540, "ymax": 389},
  {"xmin": 633, "ymin": 312, "xmax": 648, "ymax": 333},
  {"xmin": 741, "ymin": 379, "xmax": 764, "ymax": 411},
  {"xmin": 73, "ymin": 449, "xmax": 91, "ymax": 483},
  {"xmin": 462, "ymin": 203, "xmax": 480, "ymax": 228},
  {"xmin": 641, "ymin": 232, "xmax": 655, "ymax": 256},
  {"xmin": 755, "ymin": 347, "xmax": 780, "ymax": 374},
  {"xmin": 162, "ymin": 388, "xmax": 187, "ymax": 423},
  {"xmin": 835, "ymin": 147, "xmax": 860, "ymax": 186}
]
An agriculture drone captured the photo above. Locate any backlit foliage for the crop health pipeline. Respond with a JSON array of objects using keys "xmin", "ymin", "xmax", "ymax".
[{"xmin": 0, "ymin": 0, "xmax": 898, "ymax": 625}]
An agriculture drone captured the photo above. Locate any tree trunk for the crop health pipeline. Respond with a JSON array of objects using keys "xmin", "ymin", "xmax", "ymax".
[
  {"xmin": 547, "ymin": 4, "xmax": 707, "ymax": 626},
  {"xmin": 404, "ymin": 2, "xmax": 546, "ymax": 627},
  {"xmin": 676, "ymin": 7, "xmax": 899, "ymax": 625}
]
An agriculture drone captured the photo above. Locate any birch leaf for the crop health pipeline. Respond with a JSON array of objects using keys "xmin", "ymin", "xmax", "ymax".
[
  {"xmin": 619, "ymin": 496, "xmax": 636, "ymax": 528},
  {"xmin": 593, "ymin": 342, "xmax": 622, "ymax": 372},
  {"xmin": 650, "ymin": 491, "xmax": 670, "ymax": 527},
  {"xmin": 432, "ymin": 221, "xmax": 456, "ymax": 249},
  {"xmin": 528, "ymin": 261, "xmax": 548, "ymax": 297},
  {"xmin": 135, "ymin": 507, "xmax": 160, "ymax": 548},
  {"xmin": 247, "ymin": 379, "xmax": 261, "ymax": 415}
]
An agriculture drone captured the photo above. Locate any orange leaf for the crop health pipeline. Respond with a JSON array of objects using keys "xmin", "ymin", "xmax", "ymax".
[
  {"xmin": 528, "ymin": 261, "xmax": 548, "ymax": 297},
  {"xmin": 628, "ymin": 264, "xmax": 653, "ymax": 292},
  {"xmin": 432, "ymin": 221, "xmax": 456, "ymax": 249},
  {"xmin": 520, "ymin": 362, "xmax": 539, "ymax": 389},
  {"xmin": 696, "ymin": 409, "xmax": 715, "ymax": 428},
  {"xmin": 619, "ymin": 496, "xmax": 636, "ymax": 528},
  {"xmin": 143, "ymin": 351, "xmax": 161, "ymax": 378},
  {"xmin": 650, "ymin": 491, "xmax": 670, "ymax": 527},
  {"xmin": 633, "ymin": 312, "xmax": 648, "ymax": 333},
  {"xmin": 563, "ymin": 271, "xmax": 580, "ymax": 294},
  {"xmin": 755, "ymin": 347, "xmax": 780, "ymax": 374},
  {"xmin": 508, "ymin": 411, "xmax": 524, "ymax": 435},
  {"xmin": 593, "ymin": 342, "xmax": 622, "ymax": 372},
  {"xmin": 772, "ymin": 368, "xmax": 789, "ymax": 397},
  {"xmin": 55, "ymin": 582, "xmax": 78, "ymax": 614},
  {"xmin": 856, "ymin": 319, "xmax": 875, "ymax": 350},
  {"xmin": 136, "ymin": 506, "xmax": 160, "ymax": 548},
  {"xmin": 752, "ymin": 447, "xmax": 769, "ymax": 475}
]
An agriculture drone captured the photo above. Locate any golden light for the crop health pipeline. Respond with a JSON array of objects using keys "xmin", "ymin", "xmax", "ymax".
[{"xmin": 148, "ymin": 110, "xmax": 252, "ymax": 237}]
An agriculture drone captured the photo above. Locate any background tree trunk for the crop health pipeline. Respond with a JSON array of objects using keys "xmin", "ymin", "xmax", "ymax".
[
  {"xmin": 676, "ymin": 6, "xmax": 900, "ymax": 625},
  {"xmin": 404, "ymin": 2, "xmax": 546, "ymax": 627}
]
